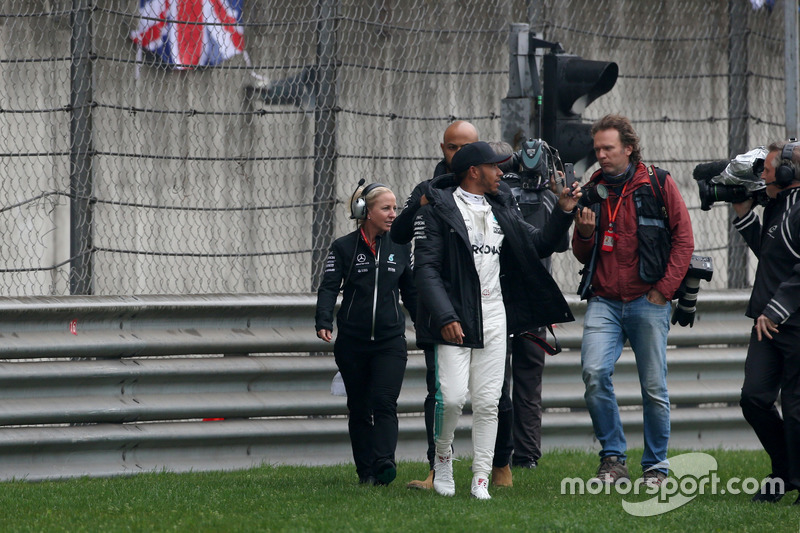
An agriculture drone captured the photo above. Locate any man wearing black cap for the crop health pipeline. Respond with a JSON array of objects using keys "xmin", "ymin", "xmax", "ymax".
[
  {"xmin": 413, "ymin": 141, "xmax": 580, "ymax": 499},
  {"xmin": 391, "ymin": 121, "xmax": 478, "ymax": 491}
]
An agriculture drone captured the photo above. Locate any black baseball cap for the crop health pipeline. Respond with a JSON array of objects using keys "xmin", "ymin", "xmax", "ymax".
[{"xmin": 451, "ymin": 141, "xmax": 512, "ymax": 174}]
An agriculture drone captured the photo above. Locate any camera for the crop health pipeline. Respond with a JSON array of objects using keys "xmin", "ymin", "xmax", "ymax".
[
  {"xmin": 671, "ymin": 254, "xmax": 714, "ymax": 328},
  {"xmin": 564, "ymin": 159, "xmax": 609, "ymax": 207},
  {"xmin": 577, "ymin": 183, "xmax": 609, "ymax": 208},
  {"xmin": 563, "ymin": 161, "xmax": 609, "ymax": 208},
  {"xmin": 693, "ymin": 147, "xmax": 769, "ymax": 211},
  {"xmin": 502, "ymin": 139, "xmax": 609, "ymax": 209},
  {"xmin": 503, "ymin": 139, "xmax": 557, "ymax": 190}
]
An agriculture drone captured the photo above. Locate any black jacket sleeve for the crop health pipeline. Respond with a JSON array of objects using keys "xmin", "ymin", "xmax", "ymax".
[
  {"xmin": 413, "ymin": 207, "xmax": 460, "ymax": 331},
  {"xmin": 555, "ymin": 224, "xmax": 570, "ymax": 253},
  {"xmin": 732, "ymin": 209, "xmax": 762, "ymax": 257},
  {"xmin": 545, "ymin": 191, "xmax": 571, "ymax": 254},
  {"xmin": 391, "ymin": 181, "xmax": 430, "ymax": 245},
  {"xmin": 518, "ymin": 207, "xmax": 575, "ymax": 259},
  {"xmin": 314, "ymin": 240, "xmax": 345, "ymax": 332}
]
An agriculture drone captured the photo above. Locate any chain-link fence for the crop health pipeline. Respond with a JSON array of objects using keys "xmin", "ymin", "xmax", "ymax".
[{"xmin": 0, "ymin": 0, "xmax": 793, "ymax": 297}]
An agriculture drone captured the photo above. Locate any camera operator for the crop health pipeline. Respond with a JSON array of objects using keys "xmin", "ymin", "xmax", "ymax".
[
  {"xmin": 572, "ymin": 114, "xmax": 694, "ymax": 487},
  {"xmin": 732, "ymin": 140, "xmax": 800, "ymax": 505}
]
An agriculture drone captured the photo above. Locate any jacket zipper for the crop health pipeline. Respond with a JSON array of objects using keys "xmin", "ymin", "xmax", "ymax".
[{"xmin": 370, "ymin": 239, "xmax": 380, "ymax": 341}]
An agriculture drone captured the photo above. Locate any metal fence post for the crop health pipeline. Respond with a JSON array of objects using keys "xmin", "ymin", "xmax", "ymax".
[
  {"xmin": 785, "ymin": 0, "xmax": 799, "ymax": 139},
  {"xmin": 310, "ymin": 0, "xmax": 339, "ymax": 292},
  {"xmin": 69, "ymin": 0, "xmax": 94, "ymax": 295},
  {"xmin": 727, "ymin": 0, "xmax": 749, "ymax": 289}
]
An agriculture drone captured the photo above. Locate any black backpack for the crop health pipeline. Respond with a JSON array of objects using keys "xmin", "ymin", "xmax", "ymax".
[{"xmin": 637, "ymin": 166, "xmax": 671, "ymax": 284}]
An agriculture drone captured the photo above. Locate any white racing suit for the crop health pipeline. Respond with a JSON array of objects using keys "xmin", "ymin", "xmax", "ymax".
[{"xmin": 434, "ymin": 188, "xmax": 507, "ymax": 479}]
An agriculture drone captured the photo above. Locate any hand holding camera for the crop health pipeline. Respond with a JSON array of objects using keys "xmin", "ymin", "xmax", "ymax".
[
  {"xmin": 574, "ymin": 205, "xmax": 596, "ymax": 239},
  {"xmin": 564, "ymin": 161, "xmax": 608, "ymax": 209}
]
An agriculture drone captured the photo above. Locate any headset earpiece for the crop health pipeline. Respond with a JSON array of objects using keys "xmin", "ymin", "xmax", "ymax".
[
  {"xmin": 350, "ymin": 182, "xmax": 389, "ymax": 220},
  {"xmin": 775, "ymin": 141, "xmax": 800, "ymax": 188}
]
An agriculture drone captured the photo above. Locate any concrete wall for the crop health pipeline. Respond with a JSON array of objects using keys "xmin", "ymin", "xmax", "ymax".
[{"xmin": 0, "ymin": 0, "xmax": 788, "ymax": 296}]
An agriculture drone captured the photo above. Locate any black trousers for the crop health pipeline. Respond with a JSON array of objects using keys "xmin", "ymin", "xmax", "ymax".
[
  {"xmin": 423, "ymin": 346, "xmax": 437, "ymax": 469},
  {"xmin": 492, "ymin": 329, "xmax": 547, "ymax": 468},
  {"xmin": 509, "ymin": 331, "xmax": 546, "ymax": 465},
  {"xmin": 740, "ymin": 324, "xmax": 800, "ymax": 488},
  {"xmin": 335, "ymin": 333, "xmax": 407, "ymax": 479}
]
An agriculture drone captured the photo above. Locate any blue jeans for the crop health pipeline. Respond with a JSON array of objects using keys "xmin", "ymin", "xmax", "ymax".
[{"xmin": 581, "ymin": 295, "xmax": 671, "ymax": 472}]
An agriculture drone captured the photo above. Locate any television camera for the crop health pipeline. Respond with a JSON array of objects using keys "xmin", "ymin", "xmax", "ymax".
[
  {"xmin": 693, "ymin": 147, "xmax": 769, "ymax": 211},
  {"xmin": 502, "ymin": 139, "xmax": 608, "ymax": 207}
]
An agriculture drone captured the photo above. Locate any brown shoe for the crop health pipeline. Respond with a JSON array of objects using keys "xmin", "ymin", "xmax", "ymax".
[
  {"xmin": 491, "ymin": 464, "xmax": 513, "ymax": 487},
  {"xmin": 592, "ymin": 456, "xmax": 629, "ymax": 484},
  {"xmin": 406, "ymin": 469, "xmax": 434, "ymax": 490}
]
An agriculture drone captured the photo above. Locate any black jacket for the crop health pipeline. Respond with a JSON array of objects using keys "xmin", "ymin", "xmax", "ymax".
[
  {"xmin": 390, "ymin": 158, "xmax": 449, "ymax": 245},
  {"xmin": 734, "ymin": 186, "xmax": 800, "ymax": 327},
  {"xmin": 315, "ymin": 229, "xmax": 417, "ymax": 342},
  {"xmin": 413, "ymin": 174, "xmax": 574, "ymax": 348},
  {"xmin": 504, "ymin": 177, "xmax": 570, "ymax": 273}
]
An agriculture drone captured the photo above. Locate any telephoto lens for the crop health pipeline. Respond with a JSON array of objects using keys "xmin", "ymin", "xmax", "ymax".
[
  {"xmin": 577, "ymin": 183, "xmax": 609, "ymax": 208},
  {"xmin": 671, "ymin": 276, "xmax": 702, "ymax": 327},
  {"xmin": 671, "ymin": 255, "xmax": 714, "ymax": 328}
]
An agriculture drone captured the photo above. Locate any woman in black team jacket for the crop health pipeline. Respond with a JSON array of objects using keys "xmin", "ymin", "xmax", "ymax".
[{"xmin": 315, "ymin": 183, "xmax": 417, "ymax": 486}]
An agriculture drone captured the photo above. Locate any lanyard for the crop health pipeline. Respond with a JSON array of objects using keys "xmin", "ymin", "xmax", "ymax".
[
  {"xmin": 360, "ymin": 227, "xmax": 377, "ymax": 256},
  {"xmin": 606, "ymin": 180, "xmax": 629, "ymax": 231},
  {"xmin": 600, "ymin": 180, "xmax": 629, "ymax": 253}
]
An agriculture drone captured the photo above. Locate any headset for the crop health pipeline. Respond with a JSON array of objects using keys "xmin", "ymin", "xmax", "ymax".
[
  {"xmin": 775, "ymin": 140, "xmax": 800, "ymax": 188},
  {"xmin": 341, "ymin": 179, "xmax": 389, "ymax": 289},
  {"xmin": 349, "ymin": 180, "xmax": 389, "ymax": 220}
]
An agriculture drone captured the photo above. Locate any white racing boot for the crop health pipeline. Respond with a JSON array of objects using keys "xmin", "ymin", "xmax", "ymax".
[
  {"xmin": 433, "ymin": 454, "xmax": 455, "ymax": 497},
  {"xmin": 470, "ymin": 475, "xmax": 491, "ymax": 500}
]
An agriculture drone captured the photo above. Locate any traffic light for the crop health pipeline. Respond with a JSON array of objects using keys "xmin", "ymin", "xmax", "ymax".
[{"xmin": 541, "ymin": 52, "xmax": 618, "ymax": 175}]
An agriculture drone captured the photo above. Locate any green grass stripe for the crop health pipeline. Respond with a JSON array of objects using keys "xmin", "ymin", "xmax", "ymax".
[{"xmin": 0, "ymin": 449, "xmax": 797, "ymax": 532}]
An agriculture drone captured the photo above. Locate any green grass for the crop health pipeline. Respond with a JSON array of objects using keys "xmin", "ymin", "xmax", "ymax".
[{"xmin": 0, "ymin": 449, "xmax": 797, "ymax": 532}]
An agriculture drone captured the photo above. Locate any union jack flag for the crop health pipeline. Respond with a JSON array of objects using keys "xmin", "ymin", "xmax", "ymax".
[{"xmin": 130, "ymin": 0, "xmax": 245, "ymax": 70}]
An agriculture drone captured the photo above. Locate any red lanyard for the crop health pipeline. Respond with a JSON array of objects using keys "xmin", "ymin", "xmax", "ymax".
[
  {"xmin": 601, "ymin": 180, "xmax": 629, "ymax": 253},
  {"xmin": 360, "ymin": 228, "xmax": 377, "ymax": 256},
  {"xmin": 607, "ymin": 180, "xmax": 629, "ymax": 231}
]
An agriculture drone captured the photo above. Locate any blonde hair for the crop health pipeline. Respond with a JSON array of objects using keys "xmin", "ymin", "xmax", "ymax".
[{"xmin": 352, "ymin": 184, "xmax": 393, "ymax": 224}]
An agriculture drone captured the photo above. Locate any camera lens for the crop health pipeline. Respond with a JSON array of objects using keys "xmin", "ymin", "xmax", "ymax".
[{"xmin": 578, "ymin": 183, "xmax": 609, "ymax": 208}]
